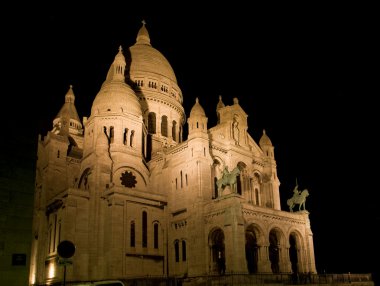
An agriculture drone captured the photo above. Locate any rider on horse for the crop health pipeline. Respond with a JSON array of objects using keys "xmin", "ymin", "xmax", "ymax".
[{"xmin": 293, "ymin": 184, "xmax": 301, "ymax": 197}]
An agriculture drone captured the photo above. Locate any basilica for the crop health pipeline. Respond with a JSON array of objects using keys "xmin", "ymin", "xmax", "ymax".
[{"xmin": 29, "ymin": 22, "xmax": 316, "ymax": 285}]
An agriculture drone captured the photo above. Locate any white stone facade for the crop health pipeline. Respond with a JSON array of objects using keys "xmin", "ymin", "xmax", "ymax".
[{"xmin": 29, "ymin": 23, "xmax": 316, "ymax": 285}]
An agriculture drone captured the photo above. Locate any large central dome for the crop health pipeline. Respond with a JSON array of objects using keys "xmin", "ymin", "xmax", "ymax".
[{"xmin": 128, "ymin": 22, "xmax": 177, "ymax": 84}]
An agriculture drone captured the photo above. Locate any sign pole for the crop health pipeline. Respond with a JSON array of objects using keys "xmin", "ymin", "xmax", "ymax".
[
  {"xmin": 63, "ymin": 263, "xmax": 67, "ymax": 286},
  {"xmin": 57, "ymin": 240, "xmax": 75, "ymax": 286}
]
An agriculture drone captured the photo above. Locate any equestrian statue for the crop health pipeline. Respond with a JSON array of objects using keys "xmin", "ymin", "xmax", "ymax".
[
  {"xmin": 216, "ymin": 166, "xmax": 241, "ymax": 196},
  {"xmin": 287, "ymin": 183, "xmax": 309, "ymax": 212}
]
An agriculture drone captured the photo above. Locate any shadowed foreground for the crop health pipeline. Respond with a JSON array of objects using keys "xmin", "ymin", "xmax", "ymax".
[{"xmin": 42, "ymin": 273, "xmax": 374, "ymax": 286}]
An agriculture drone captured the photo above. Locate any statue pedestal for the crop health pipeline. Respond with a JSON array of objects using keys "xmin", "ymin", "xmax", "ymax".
[{"xmin": 222, "ymin": 186, "xmax": 233, "ymax": 196}]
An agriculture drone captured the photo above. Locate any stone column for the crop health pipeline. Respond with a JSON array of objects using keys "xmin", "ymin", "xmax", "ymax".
[
  {"xmin": 282, "ymin": 246, "xmax": 292, "ymax": 273},
  {"xmin": 259, "ymin": 244, "xmax": 272, "ymax": 273}
]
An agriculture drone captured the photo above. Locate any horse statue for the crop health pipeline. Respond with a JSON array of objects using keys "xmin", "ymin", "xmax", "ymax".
[
  {"xmin": 216, "ymin": 166, "xmax": 241, "ymax": 195},
  {"xmin": 287, "ymin": 188, "xmax": 309, "ymax": 212}
]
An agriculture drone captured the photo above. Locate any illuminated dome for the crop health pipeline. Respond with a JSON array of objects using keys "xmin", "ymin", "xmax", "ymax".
[
  {"xmin": 53, "ymin": 85, "xmax": 83, "ymax": 135},
  {"xmin": 91, "ymin": 46, "xmax": 142, "ymax": 117},
  {"xmin": 190, "ymin": 98, "xmax": 206, "ymax": 117},
  {"xmin": 128, "ymin": 22, "xmax": 177, "ymax": 84},
  {"xmin": 259, "ymin": 129, "xmax": 273, "ymax": 147}
]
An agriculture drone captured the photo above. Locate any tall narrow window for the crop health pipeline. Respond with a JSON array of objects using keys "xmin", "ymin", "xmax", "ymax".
[
  {"xmin": 186, "ymin": 174, "xmax": 188, "ymax": 186},
  {"xmin": 103, "ymin": 126, "xmax": 108, "ymax": 139},
  {"xmin": 154, "ymin": 223, "xmax": 159, "ymax": 249},
  {"xmin": 123, "ymin": 128, "xmax": 128, "ymax": 145},
  {"xmin": 130, "ymin": 130, "xmax": 135, "ymax": 147},
  {"xmin": 174, "ymin": 240, "xmax": 179, "ymax": 262},
  {"xmin": 110, "ymin": 126, "xmax": 114, "ymax": 143},
  {"xmin": 237, "ymin": 175, "xmax": 242, "ymax": 195},
  {"xmin": 130, "ymin": 220, "xmax": 135, "ymax": 247},
  {"xmin": 141, "ymin": 132, "xmax": 145, "ymax": 157},
  {"xmin": 142, "ymin": 212, "xmax": 147, "ymax": 248},
  {"xmin": 214, "ymin": 177, "xmax": 218, "ymax": 199},
  {"xmin": 148, "ymin": 112, "xmax": 156, "ymax": 134},
  {"xmin": 172, "ymin": 121, "xmax": 177, "ymax": 142},
  {"xmin": 255, "ymin": 189, "xmax": 260, "ymax": 206},
  {"xmin": 161, "ymin": 115, "xmax": 168, "ymax": 137},
  {"xmin": 182, "ymin": 240, "xmax": 187, "ymax": 261},
  {"xmin": 180, "ymin": 171, "xmax": 183, "ymax": 188}
]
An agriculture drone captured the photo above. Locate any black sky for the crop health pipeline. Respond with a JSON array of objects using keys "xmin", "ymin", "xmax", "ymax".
[{"xmin": 4, "ymin": 1, "xmax": 378, "ymax": 280}]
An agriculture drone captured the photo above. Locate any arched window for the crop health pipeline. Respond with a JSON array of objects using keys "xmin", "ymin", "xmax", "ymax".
[
  {"xmin": 130, "ymin": 220, "xmax": 135, "ymax": 247},
  {"xmin": 237, "ymin": 174, "xmax": 242, "ymax": 195},
  {"xmin": 154, "ymin": 223, "xmax": 159, "ymax": 249},
  {"xmin": 123, "ymin": 128, "xmax": 128, "ymax": 145},
  {"xmin": 161, "ymin": 115, "xmax": 168, "ymax": 137},
  {"xmin": 172, "ymin": 120, "xmax": 177, "ymax": 142},
  {"xmin": 255, "ymin": 189, "xmax": 260, "ymax": 205},
  {"xmin": 110, "ymin": 126, "xmax": 114, "ymax": 143},
  {"xmin": 148, "ymin": 112, "xmax": 156, "ymax": 134},
  {"xmin": 182, "ymin": 240, "xmax": 186, "ymax": 261},
  {"xmin": 214, "ymin": 177, "xmax": 218, "ymax": 199},
  {"xmin": 142, "ymin": 211, "xmax": 147, "ymax": 248},
  {"xmin": 141, "ymin": 131, "xmax": 145, "ymax": 157},
  {"xmin": 130, "ymin": 130, "xmax": 135, "ymax": 147},
  {"xmin": 174, "ymin": 240, "xmax": 179, "ymax": 262}
]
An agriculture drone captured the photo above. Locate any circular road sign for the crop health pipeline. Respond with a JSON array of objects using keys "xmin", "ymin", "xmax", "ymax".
[{"xmin": 57, "ymin": 240, "xmax": 76, "ymax": 259}]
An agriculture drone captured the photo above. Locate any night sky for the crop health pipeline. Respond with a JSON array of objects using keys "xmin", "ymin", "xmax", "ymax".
[{"xmin": 4, "ymin": 1, "xmax": 378, "ymax": 281}]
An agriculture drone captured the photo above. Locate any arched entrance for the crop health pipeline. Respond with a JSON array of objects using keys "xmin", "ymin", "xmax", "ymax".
[
  {"xmin": 245, "ymin": 226, "xmax": 259, "ymax": 273},
  {"xmin": 289, "ymin": 234, "xmax": 298, "ymax": 274},
  {"xmin": 209, "ymin": 228, "xmax": 225, "ymax": 274},
  {"xmin": 269, "ymin": 230, "xmax": 280, "ymax": 273}
]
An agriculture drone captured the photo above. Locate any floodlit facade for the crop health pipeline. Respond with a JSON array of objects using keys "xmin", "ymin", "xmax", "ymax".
[{"xmin": 29, "ymin": 22, "xmax": 316, "ymax": 285}]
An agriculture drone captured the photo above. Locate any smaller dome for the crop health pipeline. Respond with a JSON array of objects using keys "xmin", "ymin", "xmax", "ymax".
[
  {"xmin": 54, "ymin": 85, "xmax": 81, "ymax": 123},
  {"xmin": 190, "ymin": 97, "xmax": 206, "ymax": 117},
  {"xmin": 259, "ymin": 129, "xmax": 273, "ymax": 147},
  {"xmin": 91, "ymin": 47, "xmax": 142, "ymax": 117},
  {"xmin": 53, "ymin": 85, "xmax": 83, "ymax": 135}
]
